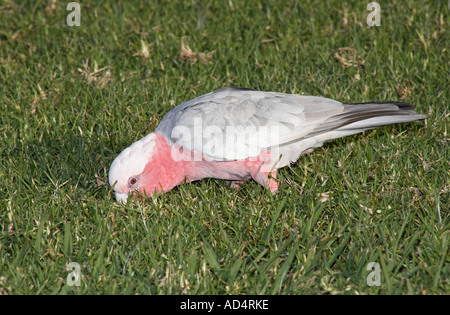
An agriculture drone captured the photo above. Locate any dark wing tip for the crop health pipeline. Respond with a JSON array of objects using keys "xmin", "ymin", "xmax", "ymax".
[
  {"xmin": 214, "ymin": 86, "xmax": 256, "ymax": 93},
  {"xmin": 345, "ymin": 101, "xmax": 416, "ymax": 111}
]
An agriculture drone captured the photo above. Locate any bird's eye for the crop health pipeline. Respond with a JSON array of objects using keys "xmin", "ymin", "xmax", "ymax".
[{"xmin": 128, "ymin": 175, "xmax": 140, "ymax": 188}]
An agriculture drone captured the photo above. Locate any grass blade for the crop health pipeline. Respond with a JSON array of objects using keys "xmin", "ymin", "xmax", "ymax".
[
  {"xmin": 270, "ymin": 239, "xmax": 298, "ymax": 294},
  {"xmin": 34, "ymin": 210, "xmax": 48, "ymax": 254},
  {"xmin": 260, "ymin": 197, "xmax": 287, "ymax": 246}
]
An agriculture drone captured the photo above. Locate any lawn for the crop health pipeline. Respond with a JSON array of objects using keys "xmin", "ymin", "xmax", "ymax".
[{"xmin": 0, "ymin": 0, "xmax": 448, "ymax": 295}]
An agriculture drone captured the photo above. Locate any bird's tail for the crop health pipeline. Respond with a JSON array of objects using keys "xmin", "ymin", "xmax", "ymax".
[
  {"xmin": 308, "ymin": 101, "xmax": 428, "ymax": 138},
  {"xmin": 337, "ymin": 101, "xmax": 428, "ymax": 131}
]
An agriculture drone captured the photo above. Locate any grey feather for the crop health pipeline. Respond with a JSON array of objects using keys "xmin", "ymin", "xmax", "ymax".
[{"xmin": 156, "ymin": 87, "xmax": 427, "ymax": 166}]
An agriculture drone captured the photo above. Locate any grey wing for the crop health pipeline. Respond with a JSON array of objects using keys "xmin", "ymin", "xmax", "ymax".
[{"xmin": 155, "ymin": 87, "xmax": 345, "ymax": 161}]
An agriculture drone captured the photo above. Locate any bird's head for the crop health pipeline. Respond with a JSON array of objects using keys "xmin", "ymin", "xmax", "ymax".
[{"xmin": 108, "ymin": 133, "xmax": 158, "ymax": 203}]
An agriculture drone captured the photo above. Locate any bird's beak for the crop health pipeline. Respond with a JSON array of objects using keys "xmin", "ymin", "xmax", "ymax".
[{"xmin": 115, "ymin": 191, "xmax": 129, "ymax": 204}]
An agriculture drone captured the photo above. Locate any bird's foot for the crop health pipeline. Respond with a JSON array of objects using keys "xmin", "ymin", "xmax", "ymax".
[{"xmin": 224, "ymin": 180, "xmax": 247, "ymax": 189}]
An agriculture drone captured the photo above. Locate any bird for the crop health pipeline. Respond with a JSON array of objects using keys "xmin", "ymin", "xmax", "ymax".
[{"xmin": 109, "ymin": 87, "xmax": 427, "ymax": 203}]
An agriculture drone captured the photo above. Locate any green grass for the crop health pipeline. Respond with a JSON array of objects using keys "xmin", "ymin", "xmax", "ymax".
[{"xmin": 0, "ymin": 0, "xmax": 448, "ymax": 295}]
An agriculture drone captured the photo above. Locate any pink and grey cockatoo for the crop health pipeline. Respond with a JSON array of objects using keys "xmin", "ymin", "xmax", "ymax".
[{"xmin": 109, "ymin": 87, "xmax": 427, "ymax": 203}]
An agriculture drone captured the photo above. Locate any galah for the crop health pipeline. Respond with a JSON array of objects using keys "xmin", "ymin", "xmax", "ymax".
[{"xmin": 109, "ymin": 87, "xmax": 427, "ymax": 203}]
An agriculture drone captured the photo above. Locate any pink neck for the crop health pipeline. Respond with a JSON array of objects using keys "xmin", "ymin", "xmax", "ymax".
[
  {"xmin": 140, "ymin": 132, "xmax": 255, "ymax": 196},
  {"xmin": 140, "ymin": 132, "xmax": 210, "ymax": 195}
]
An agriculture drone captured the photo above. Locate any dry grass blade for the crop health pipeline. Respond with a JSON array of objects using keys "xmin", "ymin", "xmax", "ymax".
[
  {"xmin": 180, "ymin": 37, "xmax": 215, "ymax": 65},
  {"xmin": 77, "ymin": 59, "xmax": 112, "ymax": 89},
  {"xmin": 334, "ymin": 47, "xmax": 365, "ymax": 68}
]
